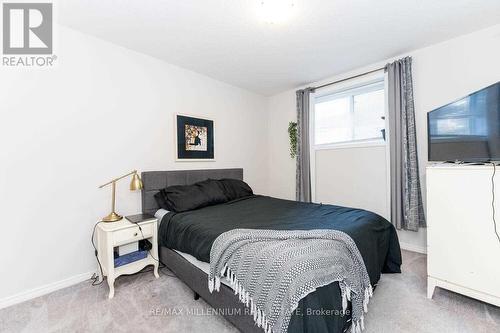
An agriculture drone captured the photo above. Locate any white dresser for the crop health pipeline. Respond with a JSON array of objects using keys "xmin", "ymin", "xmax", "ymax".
[{"xmin": 427, "ymin": 164, "xmax": 500, "ymax": 306}]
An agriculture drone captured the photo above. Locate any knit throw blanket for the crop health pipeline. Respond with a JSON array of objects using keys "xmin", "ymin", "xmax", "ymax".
[{"xmin": 208, "ymin": 229, "xmax": 373, "ymax": 333}]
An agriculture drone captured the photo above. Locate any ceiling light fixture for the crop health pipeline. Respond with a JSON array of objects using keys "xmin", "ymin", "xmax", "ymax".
[{"xmin": 259, "ymin": 0, "xmax": 296, "ymax": 24}]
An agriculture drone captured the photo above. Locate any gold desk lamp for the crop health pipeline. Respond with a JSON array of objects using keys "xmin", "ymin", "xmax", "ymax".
[{"xmin": 98, "ymin": 170, "xmax": 143, "ymax": 222}]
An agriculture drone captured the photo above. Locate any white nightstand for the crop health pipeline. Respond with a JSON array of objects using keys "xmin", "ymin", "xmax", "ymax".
[{"xmin": 95, "ymin": 217, "xmax": 159, "ymax": 298}]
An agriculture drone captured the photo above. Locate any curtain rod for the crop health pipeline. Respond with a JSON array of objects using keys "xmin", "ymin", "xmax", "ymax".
[{"xmin": 312, "ymin": 66, "xmax": 385, "ymax": 91}]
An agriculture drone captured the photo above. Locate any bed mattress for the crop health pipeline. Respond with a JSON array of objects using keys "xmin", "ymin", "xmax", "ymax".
[{"xmin": 174, "ymin": 249, "xmax": 233, "ymax": 288}]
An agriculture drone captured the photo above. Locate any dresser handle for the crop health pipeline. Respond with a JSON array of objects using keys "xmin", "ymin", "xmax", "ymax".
[{"xmin": 134, "ymin": 232, "xmax": 138, "ymax": 236}]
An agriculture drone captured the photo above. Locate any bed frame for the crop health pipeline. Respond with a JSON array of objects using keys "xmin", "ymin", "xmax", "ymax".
[{"xmin": 141, "ymin": 168, "xmax": 261, "ymax": 333}]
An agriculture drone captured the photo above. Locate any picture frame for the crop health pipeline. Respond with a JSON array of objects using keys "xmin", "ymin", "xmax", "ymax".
[{"xmin": 175, "ymin": 114, "xmax": 215, "ymax": 161}]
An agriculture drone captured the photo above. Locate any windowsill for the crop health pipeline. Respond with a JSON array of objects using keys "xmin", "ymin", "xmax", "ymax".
[{"xmin": 313, "ymin": 139, "xmax": 386, "ymax": 151}]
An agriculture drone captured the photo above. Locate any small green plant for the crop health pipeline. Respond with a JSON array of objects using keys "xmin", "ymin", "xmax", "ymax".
[{"xmin": 288, "ymin": 121, "xmax": 298, "ymax": 159}]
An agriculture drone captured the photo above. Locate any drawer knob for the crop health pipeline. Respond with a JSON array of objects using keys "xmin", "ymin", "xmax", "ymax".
[{"xmin": 134, "ymin": 232, "xmax": 138, "ymax": 236}]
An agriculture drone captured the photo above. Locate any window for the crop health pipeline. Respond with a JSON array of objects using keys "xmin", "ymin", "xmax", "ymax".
[{"xmin": 313, "ymin": 81, "xmax": 386, "ymax": 147}]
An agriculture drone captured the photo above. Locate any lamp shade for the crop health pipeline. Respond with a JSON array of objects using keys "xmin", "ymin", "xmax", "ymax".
[{"xmin": 130, "ymin": 172, "xmax": 143, "ymax": 191}]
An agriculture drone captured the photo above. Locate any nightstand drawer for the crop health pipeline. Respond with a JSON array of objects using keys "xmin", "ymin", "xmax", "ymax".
[{"xmin": 113, "ymin": 224, "xmax": 153, "ymax": 246}]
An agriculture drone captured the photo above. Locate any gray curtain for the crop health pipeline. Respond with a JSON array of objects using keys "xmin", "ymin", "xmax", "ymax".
[
  {"xmin": 386, "ymin": 57, "xmax": 426, "ymax": 231},
  {"xmin": 296, "ymin": 88, "xmax": 315, "ymax": 202}
]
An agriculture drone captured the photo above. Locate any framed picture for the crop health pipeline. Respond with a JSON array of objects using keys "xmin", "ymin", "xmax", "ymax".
[{"xmin": 175, "ymin": 114, "xmax": 215, "ymax": 161}]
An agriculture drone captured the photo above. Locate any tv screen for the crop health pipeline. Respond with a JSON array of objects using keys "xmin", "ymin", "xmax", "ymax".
[{"xmin": 428, "ymin": 81, "xmax": 500, "ymax": 162}]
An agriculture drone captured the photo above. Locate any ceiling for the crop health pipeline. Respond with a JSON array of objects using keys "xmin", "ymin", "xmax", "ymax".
[{"xmin": 59, "ymin": 0, "xmax": 500, "ymax": 95}]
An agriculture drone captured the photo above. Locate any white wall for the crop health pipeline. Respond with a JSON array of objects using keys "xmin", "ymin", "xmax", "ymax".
[
  {"xmin": 0, "ymin": 25, "xmax": 268, "ymax": 306},
  {"xmin": 315, "ymin": 146, "xmax": 388, "ymax": 219},
  {"xmin": 268, "ymin": 92, "xmax": 296, "ymax": 200},
  {"xmin": 267, "ymin": 24, "xmax": 500, "ymax": 253}
]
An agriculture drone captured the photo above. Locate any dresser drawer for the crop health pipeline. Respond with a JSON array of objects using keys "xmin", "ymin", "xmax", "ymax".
[{"xmin": 113, "ymin": 223, "xmax": 153, "ymax": 246}]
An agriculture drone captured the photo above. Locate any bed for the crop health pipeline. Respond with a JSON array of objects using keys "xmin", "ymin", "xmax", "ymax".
[{"xmin": 141, "ymin": 168, "xmax": 402, "ymax": 333}]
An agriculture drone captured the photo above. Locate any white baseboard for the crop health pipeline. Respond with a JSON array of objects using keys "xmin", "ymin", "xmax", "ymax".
[
  {"xmin": 0, "ymin": 242, "xmax": 426, "ymax": 309},
  {"xmin": 0, "ymin": 271, "xmax": 94, "ymax": 310},
  {"xmin": 399, "ymin": 241, "xmax": 427, "ymax": 254}
]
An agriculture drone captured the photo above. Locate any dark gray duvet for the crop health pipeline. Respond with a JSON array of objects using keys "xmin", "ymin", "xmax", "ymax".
[{"xmin": 159, "ymin": 195, "xmax": 402, "ymax": 333}]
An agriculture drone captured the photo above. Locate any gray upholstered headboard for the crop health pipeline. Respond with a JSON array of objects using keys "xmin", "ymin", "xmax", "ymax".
[{"xmin": 141, "ymin": 168, "xmax": 243, "ymax": 215}]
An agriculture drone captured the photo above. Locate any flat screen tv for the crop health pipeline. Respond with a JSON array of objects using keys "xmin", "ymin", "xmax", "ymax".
[{"xmin": 428, "ymin": 81, "xmax": 500, "ymax": 162}]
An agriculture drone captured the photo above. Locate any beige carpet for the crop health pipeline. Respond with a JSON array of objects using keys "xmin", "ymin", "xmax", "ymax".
[{"xmin": 1, "ymin": 250, "xmax": 499, "ymax": 332}]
